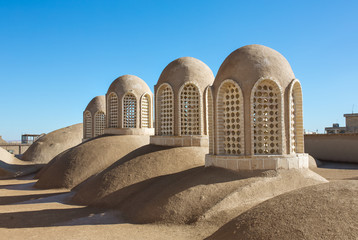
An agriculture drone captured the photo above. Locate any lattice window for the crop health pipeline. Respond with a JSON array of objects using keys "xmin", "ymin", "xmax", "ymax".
[
  {"xmin": 94, "ymin": 111, "xmax": 105, "ymax": 137},
  {"xmin": 158, "ymin": 85, "xmax": 173, "ymax": 135},
  {"xmin": 180, "ymin": 83, "xmax": 200, "ymax": 135},
  {"xmin": 141, "ymin": 94, "xmax": 150, "ymax": 128},
  {"xmin": 207, "ymin": 88, "xmax": 214, "ymax": 154},
  {"xmin": 123, "ymin": 93, "xmax": 137, "ymax": 128},
  {"xmin": 252, "ymin": 80, "xmax": 282, "ymax": 155},
  {"xmin": 84, "ymin": 111, "xmax": 92, "ymax": 139},
  {"xmin": 108, "ymin": 93, "xmax": 118, "ymax": 128},
  {"xmin": 217, "ymin": 81, "xmax": 244, "ymax": 155},
  {"xmin": 290, "ymin": 91, "xmax": 296, "ymax": 153},
  {"xmin": 290, "ymin": 81, "xmax": 304, "ymax": 153}
]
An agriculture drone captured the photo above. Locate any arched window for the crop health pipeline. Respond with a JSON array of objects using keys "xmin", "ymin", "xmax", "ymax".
[
  {"xmin": 108, "ymin": 93, "xmax": 118, "ymax": 128},
  {"xmin": 84, "ymin": 111, "xmax": 92, "ymax": 139},
  {"xmin": 290, "ymin": 80, "xmax": 304, "ymax": 153},
  {"xmin": 179, "ymin": 83, "xmax": 200, "ymax": 135},
  {"xmin": 207, "ymin": 87, "xmax": 214, "ymax": 154},
  {"xmin": 157, "ymin": 84, "xmax": 174, "ymax": 135},
  {"xmin": 217, "ymin": 80, "xmax": 244, "ymax": 155},
  {"xmin": 141, "ymin": 94, "xmax": 151, "ymax": 128},
  {"xmin": 94, "ymin": 111, "xmax": 106, "ymax": 137},
  {"xmin": 123, "ymin": 93, "xmax": 137, "ymax": 128},
  {"xmin": 252, "ymin": 79, "xmax": 282, "ymax": 155}
]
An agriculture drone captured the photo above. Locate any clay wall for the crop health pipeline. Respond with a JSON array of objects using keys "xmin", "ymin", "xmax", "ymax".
[{"xmin": 304, "ymin": 134, "xmax": 358, "ymax": 163}]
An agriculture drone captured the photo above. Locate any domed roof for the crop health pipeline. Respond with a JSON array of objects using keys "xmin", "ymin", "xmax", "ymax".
[
  {"xmin": 213, "ymin": 45, "xmax": 295, "ymax": 91},
  {"xmin": 157, "ymin": 57, "xmax": 214, "ymax": 92},
  {"xmin": 84, "ymin": 95, "xmax": 106, "ymax": 114},
  {"xmin": 107, "ymin": 75, "xmax": 152, "ymax": 97}
]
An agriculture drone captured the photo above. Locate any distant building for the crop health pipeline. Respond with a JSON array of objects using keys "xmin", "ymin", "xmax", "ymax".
[{"xmin": 325, "ymin": 114, "xmax": 358, "ymax": 134}]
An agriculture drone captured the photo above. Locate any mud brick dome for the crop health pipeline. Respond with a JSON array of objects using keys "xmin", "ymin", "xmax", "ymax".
[
  {"xmin": 83, "ymin": 95, "xmax": 106, "ymax": 140},
  {"xmin": 104, "ymin": 74, "xmax": 154, "ymax": 135},
  {"xmin": 150, "ymin": 57, "xmax": 215, "ymax": 147},
  {"xmin": 205, "ymin": 44, "xmax": 307, "ymax": 171}
]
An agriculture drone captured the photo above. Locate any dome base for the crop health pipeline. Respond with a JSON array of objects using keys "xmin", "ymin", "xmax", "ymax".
[
  {"xmin": 150, "ymin": 135, "xmax": 209, "ymax": 147},
  {"xmin": 104, "ymin": 128, "xmax": 154, "ymax": 136},
  {"xmin": 205, "ymin": 153, "xmax": 309, "ymax": 171}
]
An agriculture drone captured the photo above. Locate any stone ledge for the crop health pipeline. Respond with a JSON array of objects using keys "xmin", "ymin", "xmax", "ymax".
[{"xmin": 150, "ymin": 135, "xmax": 209, "ymax": 147}]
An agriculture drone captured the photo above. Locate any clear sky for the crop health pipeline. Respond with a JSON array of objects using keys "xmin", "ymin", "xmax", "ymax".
[{"xmin": 0, "ymin": 0, "xmax": 357, "ymax": 141}]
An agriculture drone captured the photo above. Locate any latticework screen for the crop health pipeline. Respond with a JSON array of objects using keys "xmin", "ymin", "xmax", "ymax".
[
  {"xmin": 108, "ymin": 93, "xmax": 118, "ymax": 128},
  {"xmin": 141, "ymin": 95, "xmax": 150, "ymax": 128},
  {"xmin": 180, "ymin": 84, "xmax": 200, "ymax": 135},
  {"xmin": 252, "ymin": 80, "xmax": 281, "ymax": 155},
  {"xmin": 218, "ymin": 81, "xmax": 244, "ymax": 155},
  {"xmin": 123, "ymin": 93, "xmax": 137, "ymax": 128},
  {"xmin": 84, "ymin": 111, "xmax": 92, "ymax": 139},
  {"xmin": 158, "ymin": 85, "xmax": 173, "ymax": 135},
  {"xmin": 94, "ymin": 111, "xmax": 105, "ymax": 137},
  {"xmin": 207, "ymin": 88, "xmax": 214, "ymax": 154}
]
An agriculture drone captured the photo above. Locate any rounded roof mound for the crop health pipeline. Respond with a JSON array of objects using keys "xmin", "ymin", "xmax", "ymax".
[
  {"xmin": 84, "ymin": 95, "xmax": 105, "ymax": 114},
  {"xmin": 157, "ymin": 57, "xmax": 214, "ymax": 91},
  {"xmin": 107, "ymin": 74, "xmax": 152, "ymax": 97},
  {"xmin": 214, "ymin": 44, "xmax": 295, "ymax": 90}
]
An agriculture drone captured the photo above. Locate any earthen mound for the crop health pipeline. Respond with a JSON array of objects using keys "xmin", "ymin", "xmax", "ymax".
[
  {"xmin": 0, "ymin": 147, "xmax": 44, "ymax": 179},
  {"xmin": 35, "ymin": 135, "xmax": 150, "ymax": 189},
  {"xmin": 21, "ymin": 123, "xmax": 83, "ymax": 163},
  {"xmin": 72, "ymin": 146, "xmax": 208, "ymax": 205},
  {"xmin": 112, "ymin": 169, "xmax": 326, "ymax": 224},
  {"xmin": 207, "ymin": 180, "xmax": 358, "ymax": 240}
]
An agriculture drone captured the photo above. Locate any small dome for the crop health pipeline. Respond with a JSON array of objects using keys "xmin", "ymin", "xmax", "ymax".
[
  {"xmin": 107, "ymin": 75, "xmax": 152, "ymax": 97},
  {"xmin": 213, "ymin": 45, "xmax": 295, "ymax": 91},
  {"xmin": 157, "ymin": 57, "xmax": 214, "ymax": 92},
  {"xmin": 85, "ymin": 95, "xmax": 106, "ymax": 114}
]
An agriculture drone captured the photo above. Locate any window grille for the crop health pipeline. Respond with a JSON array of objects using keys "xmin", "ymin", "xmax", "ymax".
[
  {"xmin": 180, "ymin": 84, "xmax": 200, "ymax": 135},
  {"xmin": 108, "ymin": 93, "xmax": 118, "ymax": 128},
  {"xmin": 207, "ymin": 88, "xmax": 214, "ymax": 154},
  {"xmin": 158, "ymin": 85, "xmax": 173, "ymax": 135},
  {"xmin": 84, "ymin": 111, "xmax": 92, "ymax": 139},
  {"xmin": 123, "ymin": 93, "xmax": 137, "ymax": 128},
  {"xmin": 252, "ymin": 80, "xmax": 281, "ymax": 155},
  {"xmin": 141, "ymin": 95, "xmax": 150, "ymax": 128},
  {"xmin": 94, "ymin": 111, "xmax": 105, "ymax": 137}
]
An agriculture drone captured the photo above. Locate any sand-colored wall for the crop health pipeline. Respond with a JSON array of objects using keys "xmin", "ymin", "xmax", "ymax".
[
  {"xmin": 304, "ymin": 134, "xmax": 358, "ymax": 163},
  {"xmin": 0, "ymin": 144, "xmax": 30, "ymax": 155}
]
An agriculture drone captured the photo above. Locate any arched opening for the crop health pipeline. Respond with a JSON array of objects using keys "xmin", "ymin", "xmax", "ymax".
[
  {"xmin": 290, "ymin": 80, "xmax": 304, "ymax": 153},
  {"xmin": 84, "ymin": 111, "xmax": 92, "ymax": 139},
  {"xmin": 123, "ymin": 93, "xmax": 137, "ymax": 128},
  {"xmin": 216, "ymin": 80, "xmax": 244, "ymax": 155},
  {"xmin": 141, "ymin": 94, "xmax": 151, "ymax": 128},
  {"xmin": 157, "ymin": 84, "xmax": 174, "ymax": 135},
  {"xmin": 94, "ymin": 111, "xmax": 106, "ymax": 137},
  {"xmin": 207, "ymin": 87, "xmax": 214, "ymax": 154},
  {"xmin": 252, "ymin": 79, "xmax": 283, "ymax": 155},
  {"xmin": 108, "ymin": 92, "xmax": 118, "ymax": 128},
  {"xmin": 179, "ymin": 83, "xmax": 200, "ymax": 135}
]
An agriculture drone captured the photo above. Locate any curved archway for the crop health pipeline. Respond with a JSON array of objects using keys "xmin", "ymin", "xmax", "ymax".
[
  {"xmin": 251, "ymin": 78, "xmax": 283, "ymax": 155},
  {"xmin": 179, "ymin": 82, "xmax": 201, "ymax": 135},
  {"xmin": 84, "ymin": 110, "xmax": 92, "ymax": 139},
  {"xmin": 94, "ymin": 111, "xmax": 106, "ymax": 137},
  {"xmin": 156, "ymin": 83, "xmax": 174, "ymax": 135},
  {"xmin": 108, "ymin": 92, "xmax": 118, "ymax": 128},
  {"xmin": 289, "ymin": 79, "xmax": 304, "ymax": 153},
  {"xmin": 216, "ymin": 79, "xmax": 244, "ymax": 155},
  {"xmin": 123, "ymin": 93, "xmax": 137, "ymax": 128}
]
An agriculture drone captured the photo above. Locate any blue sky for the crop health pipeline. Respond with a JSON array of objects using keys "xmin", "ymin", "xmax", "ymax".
[{"xmin": 0, "ymin": 0, "xmax": 357, "ymax": 140}]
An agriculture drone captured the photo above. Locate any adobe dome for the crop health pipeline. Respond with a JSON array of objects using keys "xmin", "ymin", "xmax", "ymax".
[
  {"xmin": 84, "ymin": 95, "xmax": 105, "ymax": 115},
  {"xmin": 213, "ymin": 44, "xmax": 295, "ymax": 92},
  {"xmin": 157, "ymin": 57, "xmax": 214, "ymax": 92},
  {"xmin": 107, "ymin": 74, "xmax": 151, "ymax": 97}
]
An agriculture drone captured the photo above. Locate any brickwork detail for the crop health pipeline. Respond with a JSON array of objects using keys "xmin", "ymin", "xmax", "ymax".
[{"xmin": 123, "ymin": 93, "xmax": 137, "ymax": 128}]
